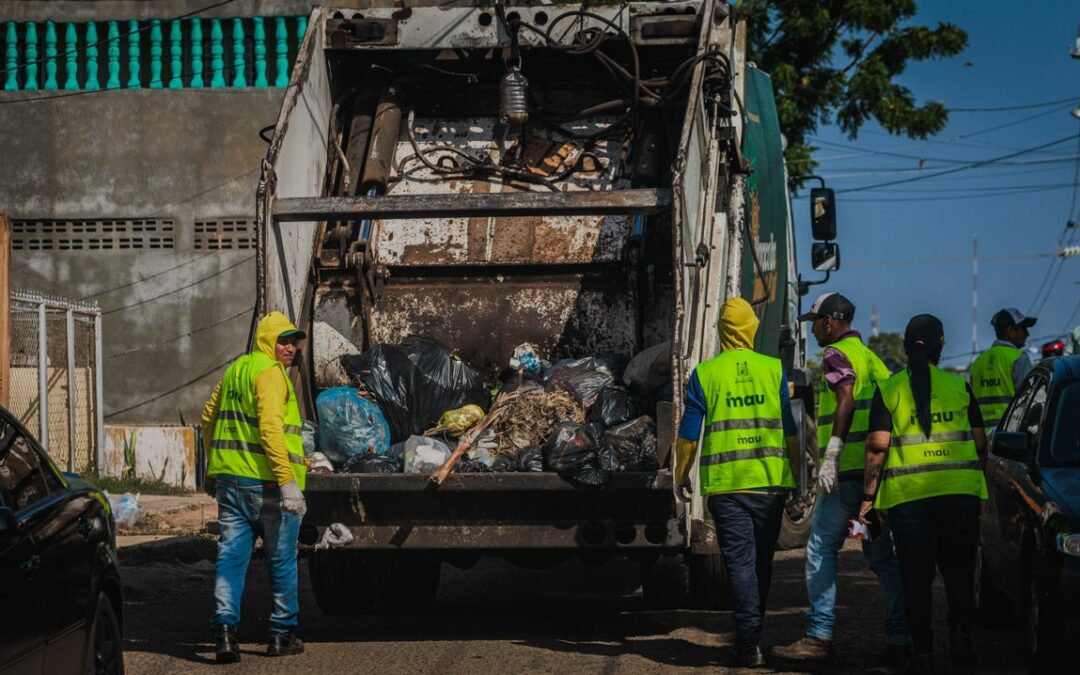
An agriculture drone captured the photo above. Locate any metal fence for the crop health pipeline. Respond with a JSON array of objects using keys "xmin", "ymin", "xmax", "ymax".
[{"xmin": 8, "ymin": 289, "xmax": 103, "ymax": 473}]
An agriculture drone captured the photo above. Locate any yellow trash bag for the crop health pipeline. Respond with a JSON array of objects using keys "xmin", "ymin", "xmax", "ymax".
[{"xmin": 426, "ymin": 404, "xmax": 485, "ymax": 436}]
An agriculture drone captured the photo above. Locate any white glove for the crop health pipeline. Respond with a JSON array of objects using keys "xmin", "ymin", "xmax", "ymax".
[
  {"xmin": 817, "ymin": 437, "xmax": 843, "ymax": 494},
  {"xmin": 676, "ymin": 482, "xmax": 693, "ymax": 504},
  {"xmin": 280, "ymin": 481, "xmax": 307, "ymax": 517}
]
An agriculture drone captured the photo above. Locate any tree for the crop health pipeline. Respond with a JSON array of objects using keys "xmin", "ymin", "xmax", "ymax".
[
  {"xmin": 868, "ymin": 331, "xmax": 907, "ymax": 373},
  {"xmin": 733, "ymin": 1, "xmax": 968, "ymax": 181}
]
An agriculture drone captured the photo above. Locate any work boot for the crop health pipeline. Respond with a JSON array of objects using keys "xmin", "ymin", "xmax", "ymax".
[
  {"xmin": 949, "ymin": 625, "xmax": 977, "ymax": 670},
  {"xmin": 214, "ymin": 624, "xmax": 240, "ymax": 664},
  {"xmin": 773, "ymin": 635, "xmax": 834, "ymax": 662},
  {"xmin": 267, "ymin": 632, "xmax": 305, "ymax": 657},
  {"xmin": 906, "ymin": 653, "xmax": 935, "ymax": 675},
  {"xmin": 735, "ymin": 644, "xmax": 767, "ymax": 668}
]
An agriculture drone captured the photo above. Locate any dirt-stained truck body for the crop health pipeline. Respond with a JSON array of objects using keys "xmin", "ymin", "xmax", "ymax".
[{"xmin": 256, "ymin": 0, "xmax": 815, "ymax": 612}]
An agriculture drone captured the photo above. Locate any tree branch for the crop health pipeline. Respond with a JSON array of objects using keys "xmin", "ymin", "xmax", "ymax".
[{"xmin": 840, "ymin": 31, "xmax": 880, "ymax": 74}]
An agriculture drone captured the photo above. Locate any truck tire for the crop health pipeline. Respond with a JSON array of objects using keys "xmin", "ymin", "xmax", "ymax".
[
  {"xmin": 689, "ymin": 552, "xmax": 730, "ymax": 610},
  {"xmin": 639, "ymin": 553, "xmax": 689, "ymax": 609},
  {"xmin": 367, "ymin": 551, "xmax": 441, "ymax": 612},
  {"xmin": 309, "ymin": 550, "xmax": 374, "ymax": 616},
  {"xmin": 777, "ymin": 411, "xmax": 818, "ymax": 550}
]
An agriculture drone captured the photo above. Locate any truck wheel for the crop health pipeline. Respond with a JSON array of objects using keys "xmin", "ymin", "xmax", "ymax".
[
  {"xmin": 639, "ymin": 553, "xmax": 689, "ymax": 609},
  {"xmin": 368, "ymin": 551, "xmax": 441, "ymax": 612},
  {"xmin": 309, "ymin": 550, "xmax": 374, "ymax": 616},
  {"xmin": 777, "ymin": 411, "xmax": 818, "ymax": 550},
  {"xmin": 689, "ymin": 552, "xmax": 730, "ymax": 610}
]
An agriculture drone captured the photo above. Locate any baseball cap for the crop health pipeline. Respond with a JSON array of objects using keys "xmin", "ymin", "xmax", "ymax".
[
  {"xmin": 991, "ymin": 307, "xmax": 1037, "ymax": 331},
  {"xmin": 277, "ymin": 328, "xmax": 307, "ymax": 342},
  {"xmin": 798, "ymin": 292, "xmax": 855, "ymax": 322}
]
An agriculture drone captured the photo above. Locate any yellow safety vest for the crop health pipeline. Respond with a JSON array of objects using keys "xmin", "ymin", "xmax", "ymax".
[
  {"xmin": 970, "ymin": 344, "xmax": 1022, "ymax": 428},
  {"xmin": 696, "ymin": 349, "xmax": 794, "ymax": 495},
  {"xmin": 817, "ymin": 336, "xmax": 891, "ymax": 472},
  {"xmin": 208, "ymin": 351, "xmax": 307, "ymax": 489},
  {"xmin": 875, "ymin": 366, "xmax": 987, "ymax": 510}
]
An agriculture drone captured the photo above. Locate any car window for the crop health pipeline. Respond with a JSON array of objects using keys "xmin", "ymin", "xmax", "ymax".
[
  {"xmin": 1023, "ymin": 381, "xmax": 1048, "ymax": 436},
  {"xmin": 1050, "ymin": 381, "xmax": 1080, "ymax": 466},
  {"xmin": 0, "ymin": 423, "xmax": 55, "ymax": 511},
  {"xmin": 1001, "ymin": 375, "xmax": 1040, "ymax": 432}
]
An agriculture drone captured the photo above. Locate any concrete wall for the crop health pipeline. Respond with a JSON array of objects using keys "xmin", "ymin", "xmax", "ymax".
[{"xmin": 1, "ymin": 88, "xmax": 284, "ymax": 424}]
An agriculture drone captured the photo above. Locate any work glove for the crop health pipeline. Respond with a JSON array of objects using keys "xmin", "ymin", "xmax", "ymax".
[
  {"xmin": 817, "ymin": 436, "xmax": 843, "ymax": 494},
  {"xmin": 280, "ymin": 481, "xmax": 307, "ymax": 517},
  {"xmin": 676, "ymin": 481, "xmax": 693, "ymax": 504}
]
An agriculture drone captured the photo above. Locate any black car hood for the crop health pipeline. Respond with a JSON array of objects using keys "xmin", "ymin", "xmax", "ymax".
[{"xmin": 1042, "ymin": 467, "xmax": 1080, "ymax": 526}]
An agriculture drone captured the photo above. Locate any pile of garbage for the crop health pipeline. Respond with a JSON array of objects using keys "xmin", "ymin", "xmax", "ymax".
[{"xmin": 305, "ymin": 337, "xmax": 670, "ymax": 486}]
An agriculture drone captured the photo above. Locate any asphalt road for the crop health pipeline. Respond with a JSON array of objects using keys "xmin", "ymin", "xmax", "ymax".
[{"xmin": 120, "ymin": 541, "xmax": 1031, "ymax": 674}]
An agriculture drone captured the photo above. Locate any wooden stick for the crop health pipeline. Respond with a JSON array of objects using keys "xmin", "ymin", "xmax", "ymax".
[{"xmin": 430, "ymin": 392, "xmax": 517, "ymax": 485}]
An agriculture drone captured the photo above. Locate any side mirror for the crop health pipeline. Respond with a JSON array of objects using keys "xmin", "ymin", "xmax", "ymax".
[
  {"xmin": 0, "ymin": 507, "xmax": 17, "ymax": 537},
  {"xmin": 810, "ymin": 187, "xmax": 836, "ymax": 240},
  {"xmin": 992, "ymin": 431, "xmax": 1032, "ymax": 463},
  {"xmin": 811, "ymin": 242, "xmax": 840, "ymax": 272}
]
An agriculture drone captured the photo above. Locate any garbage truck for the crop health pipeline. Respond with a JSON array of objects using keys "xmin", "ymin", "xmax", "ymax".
[{"xmin": 255, "ymin": 0, "xmax": 834, "ymax": 613}]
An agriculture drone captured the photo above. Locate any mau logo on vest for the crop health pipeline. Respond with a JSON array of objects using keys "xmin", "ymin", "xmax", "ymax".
[
  {"xmin": 726, "ymin": 392, "xmax": 766, "ymax": 408},
  {"xmin": 980, "ymin": 377, "xmax": 1002, "ymax": 388},
  {"xmin": 908, "ymin": 411, "xmax": 954, "ymax": 426}
]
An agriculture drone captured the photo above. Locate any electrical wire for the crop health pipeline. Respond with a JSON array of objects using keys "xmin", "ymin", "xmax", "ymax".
[
  {"xmin": 1028, "ymin": 125, "xmax": 1080, "ymax": 316},
  {"xmin": 105, "ymin": 353, "xmax": 237, "ymax": 418},
  {"xmin": 104, "ymin": 305, "xmax": 253, "ymax": 359},
  {"xmin": 100, "ymin": 255, "xmax": 253, "ymax": 315},
  {"xmin": 948, "ymin": 96, "xmax": 1079, "ymax": 113},
  {"xmin": 80, "ymin": 253, "xmax": 216, "ymax": 300},
  {"xmin": 1, "ymin": 0, "xmax": 239, "ymax": 77}
]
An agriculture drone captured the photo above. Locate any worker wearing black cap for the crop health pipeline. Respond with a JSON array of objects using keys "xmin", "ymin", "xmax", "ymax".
[
  {"xmin": 860, "ymin": 314, "xmax": 988, "ymax": 673},
  {"xmin": 970, "ymin": 308, "xmax": 1036, "ymax": 428},
  {"xmin": 775, "ymin": 293, "xmax": 909, "ymax": 666}
]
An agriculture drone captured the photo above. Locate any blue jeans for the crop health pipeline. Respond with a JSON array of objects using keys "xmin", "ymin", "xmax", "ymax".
[
  {"xmin": 212, "ymin": 475, "xmax": 301, "ymax": 635},
  {"xmin": 708, "ymin": 492, "xmax": 787, "ymax": 647},
  {"xmin": 804, "ymin": 479, "xmax": 909, "ymax": 645},
  {"xmin": 888, "ymin": 495, "xmax": 980, "ymax": 656}
]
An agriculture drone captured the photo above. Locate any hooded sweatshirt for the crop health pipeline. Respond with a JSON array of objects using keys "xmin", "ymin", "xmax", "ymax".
[
  {"xmin": 201, "ymin": 312, "xmax": 301, "ymax": 486},
  {"xmin": 677, "ymin": 297, "xmax": 795, "ymax": 441}
]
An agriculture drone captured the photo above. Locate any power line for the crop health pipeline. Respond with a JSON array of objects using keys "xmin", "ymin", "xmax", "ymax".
[
  {"xmin": 80, "ymin": 253, "xmax": 215, "ymax": 300},
  {"xmin": 0, "ymin": 0, "xmax": 238, "ymax": 77},
  {"xmin": 948, "ymin": 96, "xmax": 1079, "ymax": 112},
  {"xmin": 104, "ymin": 305, "xmax": 253, "ymax": 359},
  {"xmin": 1028, "ymin": 125, "xmax": 1080, "ymax": 315},
  {"xmin": 105, "ymin": 353, "xmax": 238, "ymax": 418},
  {"xmin": 834, "ymin": 133, "xmax": 1080, "ymax": 194},
  {"xmin": 100, "ymin": 255, "xmax": 253, "ymax": 315},
  {"xmin": 798, "ymin": 182, "xmax": 1080, "ymax": 202}
]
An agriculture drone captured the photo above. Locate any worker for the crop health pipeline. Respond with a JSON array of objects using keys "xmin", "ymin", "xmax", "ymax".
[
  {"xmin": 970, "ymin": 307, "xmax": 1036, "ymax": 428},
  {"xmin": 202, "ymin": 311, "xmax": 309, "ymax": 662},
  {"xmin": 860, "ymin": 314, "xmax": 988, "ymax": 673},
  {"xmin": 674, "ymin": 297, "xmax": 800, "ymax": 668},
  {"xmin": 775, "ymin": 292, "xmax": 910, "ymax": 666}
]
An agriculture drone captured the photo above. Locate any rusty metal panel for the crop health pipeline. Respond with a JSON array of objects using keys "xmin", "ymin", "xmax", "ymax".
[
  {"xmin": 302, "ymin": 522, "xmax": 684, "ymax": 550},
  {"xmin": 102, "ymin": 425, "xmax": 197, "ymax": 490},
  {"xmin": 373, "ymin": 116, "xmax": 632, "ymax": 266},
  {"xmin": 312, "ymin": 286, "xmax": 362, "ymax": 388},
  {"xmin": 368, "ymin": 276, "xmax": 636, "ymax": 377}
]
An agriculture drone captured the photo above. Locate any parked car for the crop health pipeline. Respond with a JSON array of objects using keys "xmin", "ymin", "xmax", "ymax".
[
  {"xmin": 976, "ymin": 355, "xmax": 1080, "ymax": 664},
  {"xmin": 0, "ymin": 406, "xmax": 124, "ymax": 674}
]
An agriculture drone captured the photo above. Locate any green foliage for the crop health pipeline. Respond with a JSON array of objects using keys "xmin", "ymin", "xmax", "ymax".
[
  {"xmin": 122, "ymin": 432, "xmax": 137, "ymax": 479},
  {"xmin": 868, "ymin": 331, "xmax": 908, "ymax": 373},
  {"xmin": 734, "ymin": 0, "xmax": 967, "ymax": 183}
]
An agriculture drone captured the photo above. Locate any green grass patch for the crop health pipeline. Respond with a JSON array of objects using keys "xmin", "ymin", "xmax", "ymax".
[{"xmin": 83, "ymin": 472, "xmax": 193, "ymax": 496}]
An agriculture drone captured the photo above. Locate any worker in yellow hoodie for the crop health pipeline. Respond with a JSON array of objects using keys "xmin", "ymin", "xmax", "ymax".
[
  {"xmin": 674, "ymin": 297, "xmax": 800, "ymax": 669},
  {"xmin": 201, "ymin": 311, "xmax": 308, "ymax": 662}
]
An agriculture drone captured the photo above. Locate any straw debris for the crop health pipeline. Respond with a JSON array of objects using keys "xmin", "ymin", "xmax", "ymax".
[{"xmin": 488, "ymin": 386, "xmax": 584, "ymax": 454}]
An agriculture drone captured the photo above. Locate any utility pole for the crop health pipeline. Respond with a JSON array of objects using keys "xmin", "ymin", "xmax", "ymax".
[
  {"xmin": 870, "ymin": 304, "xmax": 880, "ymax": 338},
  {"xmin": 972, "ymin": 234, "xmax": 978, "ymax": 360},
  {"xmin": 0, "ymin": 214, "xmax": 9, "ymax": 408}
]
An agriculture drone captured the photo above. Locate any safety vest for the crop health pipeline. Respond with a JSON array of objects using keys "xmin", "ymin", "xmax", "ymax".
[
  {"xmin": 817, "ymin": 336, "xmax": 891, "ymax": 472},
  {"xmin": 696, "ymin": 349, "xmax": 795, "ymax": 495},
  {"xmin": 875, "ymin": 366, "xmax": 987, "ymax": 510},
  {"xmin": 970, "ymin": 344, "xmax": 1022, "ymax": 428},
  {"xmin": 208, "ymin": 351, "xmax": 307, "ymax": 489}
]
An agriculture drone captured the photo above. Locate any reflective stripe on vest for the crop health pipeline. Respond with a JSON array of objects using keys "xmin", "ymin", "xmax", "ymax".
[
  {"xmin": 695, "ymin": 349, "xmax": 794, "ymax": 494},
  {"xmin": 875, "ymin": 366, "xmax": 987, "ymax": 510},
  {"xmin": 970, "ymin": 344, "xmax": 1021, "ymax": 427},
  {"xmin": 208, "ymin": 351, "xmax": 307, "ymax": 489},
  {"xmin": 817, "ymin": 337, "xmax": 892, "ymax": 472}
]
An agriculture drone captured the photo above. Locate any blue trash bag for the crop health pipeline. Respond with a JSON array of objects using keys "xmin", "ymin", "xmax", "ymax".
[{"xmin": 315, "ymin": 387, "xmax": 392, "ymax": 466}]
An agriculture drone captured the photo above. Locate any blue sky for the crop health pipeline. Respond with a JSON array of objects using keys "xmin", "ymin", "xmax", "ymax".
[{"xmin": 790, "ymin": 1, "xmax": 1080, "ymax": 365}]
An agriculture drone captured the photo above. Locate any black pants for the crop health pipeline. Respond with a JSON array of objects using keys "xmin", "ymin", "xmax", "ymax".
[
  {"xmin": 887, "ymin": 494, "xmax": 980, "ymax": 655},
  {"xmin": 707, "ymin": 492, "xmax": 787, "ymax": 647}
]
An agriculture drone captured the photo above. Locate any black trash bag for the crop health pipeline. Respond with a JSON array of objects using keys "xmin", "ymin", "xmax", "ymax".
[
  {"xmin": 543, "ymin": 421, "xmax": 611, "ymax": 486},
  {"xmin": 340, "ymin": 336, "xmax": 490, "ymax": 443},
  {"xmin": 518, "ymin": 445, "xmax": 544, "ymax": 472},
  {"xmin": 543, "ymin": 355, "xmax": 626, "ymax": 408},
  {"xmin": 604, "ymin": 416, "xmax": 659, "ymax": 471},
  {"xmin": 454, "ymin": 458, "xmax": 492, "ymax": 473},
  {"xmin": 491, "ymin": 452, "xmax": 519, "ymax": 473},
  {"xmin": 342, "ymin": 453, "xmax": 403, "ymax": 474},
  {"xmin": 587, "ymin": 385, "xmax": 647, "ymax": 427}
]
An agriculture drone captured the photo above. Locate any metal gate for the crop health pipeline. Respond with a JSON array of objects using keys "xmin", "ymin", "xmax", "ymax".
[{"xmin": 7, "ymin": 289, "xmax": 103, "ymax": 473}]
